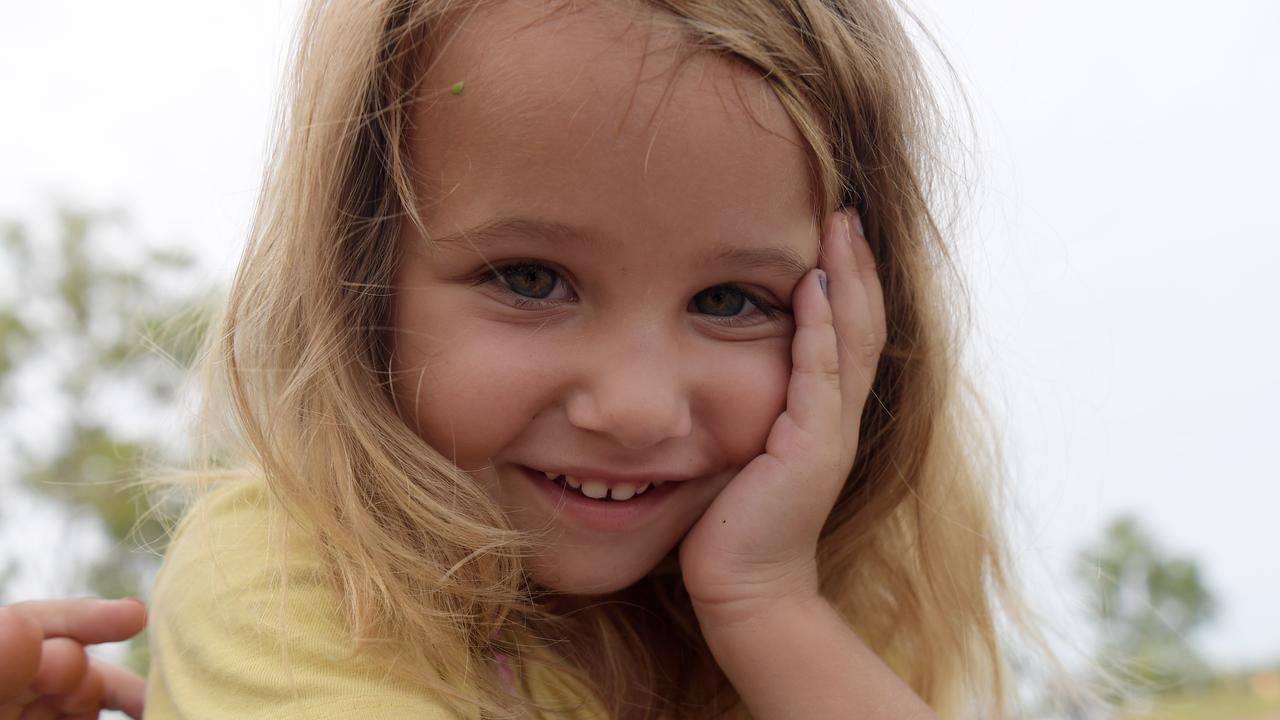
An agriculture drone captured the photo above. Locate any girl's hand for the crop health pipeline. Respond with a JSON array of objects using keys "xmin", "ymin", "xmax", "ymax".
[
  {"xmin": 0, "ymin": 598, "xmax": 148, "ymax": 720},
  {"xmin": 680, "ymin": 208, "xmax": 885, "ymax": 625}
]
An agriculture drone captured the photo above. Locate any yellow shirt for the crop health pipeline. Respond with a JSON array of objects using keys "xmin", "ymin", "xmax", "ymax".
[{"xmin": 145, "ymin": 480, "xmax": 608, "ymax": 719}]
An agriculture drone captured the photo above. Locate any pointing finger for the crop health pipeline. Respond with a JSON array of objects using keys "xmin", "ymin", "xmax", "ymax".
[{"xmin": 9, "ymin": 598, "xmax": 146, "ymax": 646}]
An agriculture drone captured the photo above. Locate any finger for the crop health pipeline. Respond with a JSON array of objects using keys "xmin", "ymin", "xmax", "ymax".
[
  {"xmin": 51, "ymin": 662, "xmax": 104, "ymax": 716},
  {"xmin": 94, "ymin": 659, "xmax": 145, "ymax": 718},
  {"xmin": 0, "ymin": 608, "xmax": 43, "ymax": 702},
  {"xmin": 29, "ymin": 639, "xmax": 88, "ymax": 697},
  {"xmin": 782, "ymin": 265, "xmax": 841, "ymax": 439},
  {"xmin": 846, "ymin": 211, "xmax": 887, "ymax": 357},
  {"xmin": 818, "ymin": 209, "xmax": 885, "ymax": 428},
  {"xmin": 16, "ymin": 699, "xmax": 57, "ymax": 720},
  {"xmin": 9, "ymin": 599, "xmax": 146, "ymax": 646}
]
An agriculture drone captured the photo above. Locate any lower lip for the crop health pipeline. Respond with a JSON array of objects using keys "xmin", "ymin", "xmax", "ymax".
[{"xmin": 518, "ymin": 466, "xmax": 681, "ymax": 534}]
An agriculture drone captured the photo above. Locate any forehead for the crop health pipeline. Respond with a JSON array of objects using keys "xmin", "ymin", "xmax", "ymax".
[{"xmin": 410, "ymin": 0, "xmax": 817, "ymax": 258}]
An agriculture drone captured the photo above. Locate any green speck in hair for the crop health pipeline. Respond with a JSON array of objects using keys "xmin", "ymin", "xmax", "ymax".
[{"xmin": 450, "ymin": 81, "xmax": 465, "ymax": 95}]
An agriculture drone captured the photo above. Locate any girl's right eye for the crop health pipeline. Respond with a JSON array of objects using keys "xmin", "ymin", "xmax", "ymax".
[
  {"xmin": 476, "ymin": 262, "xmax": 573, "ymax": 307},
  {"xmin": 499, "ymin": 263, "xmax": 558, "ymax": 298}
]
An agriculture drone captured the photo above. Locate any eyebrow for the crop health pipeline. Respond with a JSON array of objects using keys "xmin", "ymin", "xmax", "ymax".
[
  {"xmin": 711, "ymin": 245, "xmax": 810, "ymax": 278},
  {"xmin": 429, "ymin": 216, "xmax": 595, "ymax": 248},
  {"xmin": 428, "ymin": 215, "xmax": 811, "ymax": 278}
]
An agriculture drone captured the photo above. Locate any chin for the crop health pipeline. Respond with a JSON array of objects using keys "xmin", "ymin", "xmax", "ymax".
[{"xmin": 528, "ymin": 549, "xmax": 673, "ymax": 596}]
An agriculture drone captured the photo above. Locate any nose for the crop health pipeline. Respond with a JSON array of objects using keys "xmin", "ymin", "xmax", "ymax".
[{"xmin": 565, "ymin": 335, "xmax": 693, "ymax": 450}]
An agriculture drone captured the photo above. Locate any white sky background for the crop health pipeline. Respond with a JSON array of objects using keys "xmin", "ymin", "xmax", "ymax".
[{"xmin": 1, "ymin": 0, "xmax": 1277, "ymax": 670}]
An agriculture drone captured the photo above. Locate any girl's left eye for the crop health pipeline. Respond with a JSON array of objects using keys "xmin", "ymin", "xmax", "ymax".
[{"xmin": 689, "ymin": 285, "xmax": 783, "ymax": 326}]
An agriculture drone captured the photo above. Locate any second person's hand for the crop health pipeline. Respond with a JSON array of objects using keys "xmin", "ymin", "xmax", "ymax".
[{"xmin": 0, "ymin": 597, "xmax": 148, "ymax": 720}]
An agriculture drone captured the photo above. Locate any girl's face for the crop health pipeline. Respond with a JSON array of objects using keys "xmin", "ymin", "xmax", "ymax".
[{"xmin": 391, "ymin": 1, "xmax": 817, "ymax": 594}]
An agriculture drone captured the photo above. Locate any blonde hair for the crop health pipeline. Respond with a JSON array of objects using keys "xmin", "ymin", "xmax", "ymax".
[{"xmin": 201, "ymin": 0, "xmax": 1055, "ymax": 717}]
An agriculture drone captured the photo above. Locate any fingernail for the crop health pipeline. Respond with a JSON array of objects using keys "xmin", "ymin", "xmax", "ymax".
[
  {"xmin": 817, "ymin": 270, "xmax": 828, "ymax": 297},
  {"xmin": 846, "ymin": 211, "xmax": 864, "ymax": 243}
]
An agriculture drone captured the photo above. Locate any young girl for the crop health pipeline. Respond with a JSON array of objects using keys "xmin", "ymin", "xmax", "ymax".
[{"xmin": 3, "ymin": 0, "xmax": 1046, "ymax": 717}]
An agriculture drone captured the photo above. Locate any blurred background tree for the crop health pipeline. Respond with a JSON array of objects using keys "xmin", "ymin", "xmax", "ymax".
[
  {"xmin": 0, "ymin": 206, "xmax": 216, "ymax": 671},
  {"xmin": 1077, "ymin": 515, "xmax": 1218, "ymax": 705}
]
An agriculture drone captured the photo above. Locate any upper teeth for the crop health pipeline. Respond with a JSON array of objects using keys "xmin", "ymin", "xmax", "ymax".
[{"xmin": 542, "ymin": 471, "xmax": 661, "ymax": 501}]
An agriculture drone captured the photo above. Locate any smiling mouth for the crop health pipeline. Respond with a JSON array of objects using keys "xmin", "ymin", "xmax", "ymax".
[{"xmin": 536, "ymin": 470, "xmax": 668, "ymax": 502}]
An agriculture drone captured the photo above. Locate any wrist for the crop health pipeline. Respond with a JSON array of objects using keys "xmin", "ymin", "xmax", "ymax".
[
  {"xmin": 692, "ymin": 593, "xmax": 938, "ymax": 720},
  {"xmin": 692, "ymin": 580, "xmax": 827, "ymax": 637}
]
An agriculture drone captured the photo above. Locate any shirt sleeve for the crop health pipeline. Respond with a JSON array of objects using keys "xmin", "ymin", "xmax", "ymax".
[{"xmin": 144, "ymin": 481, "xmax": 473, "ymax": 720}]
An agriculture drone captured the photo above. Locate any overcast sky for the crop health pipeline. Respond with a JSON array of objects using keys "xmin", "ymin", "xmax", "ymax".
[{"xmin": 2, "ymin": 1, "xmax": 1276, "ymax": 669}]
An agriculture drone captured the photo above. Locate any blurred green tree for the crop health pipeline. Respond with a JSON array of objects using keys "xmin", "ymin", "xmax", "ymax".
[
  {"xmin": 1076, "ymin": 515, "xmax": 1217, "ymax": 702},
  {"xmin": 0, "ymin": 207, "xmax": 216, "ymax": 670}
]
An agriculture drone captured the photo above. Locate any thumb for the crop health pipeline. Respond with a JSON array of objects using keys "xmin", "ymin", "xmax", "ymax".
[{"xmin": 0, "ymin": 606, "xmax": 42, "ymax": 702}]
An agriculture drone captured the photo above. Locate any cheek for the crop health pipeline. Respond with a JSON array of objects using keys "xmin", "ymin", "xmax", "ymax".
[
  {"xmin": 390, "ymin": 310, "xmax": 552, "ymax": 468},
  {"xmin": 694, "ymin": 340, "xmax": 791, "ymax": 463}
]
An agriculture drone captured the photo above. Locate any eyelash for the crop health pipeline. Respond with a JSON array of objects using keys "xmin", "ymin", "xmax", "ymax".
[{"xmin": 473, "ymin": 261, "xmax": 787, "ymax": 325}]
